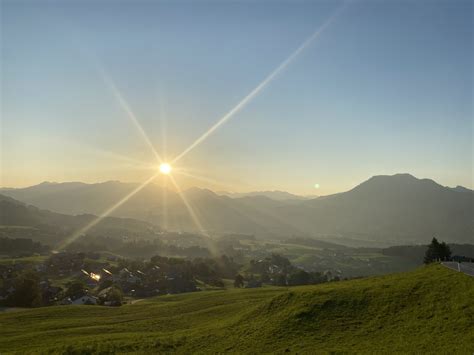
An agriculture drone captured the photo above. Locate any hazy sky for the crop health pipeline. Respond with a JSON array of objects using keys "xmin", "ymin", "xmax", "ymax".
[{"xmin": 1, "ymin": 0, "xmax": 472, "ymax": 195}]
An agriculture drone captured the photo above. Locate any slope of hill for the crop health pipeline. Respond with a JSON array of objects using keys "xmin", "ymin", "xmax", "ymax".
[
  {"xmin": 0, "ymin": 194, "xmax": 159, "ymax": 246},
  {"xmin": 1, "ymin": 182, "xmax": 299, "ymax": 237},
  {"xmin": 2, "ymin": 174, "xmax": 473, "ymax": 245},
  {"xmin": 292, "ymin": 173, "xmax": 474, "ymax": 244},
  {"xmin": 1, "ymin": 181, "xmax": 144, "ymax": 216},
  {"xmin": 0, "ymin": 264, "xmax": 472, "ymax": 353}
]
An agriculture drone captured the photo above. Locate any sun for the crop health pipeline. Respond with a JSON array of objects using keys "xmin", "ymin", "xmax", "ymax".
[{"xmin": 159, "ymin": 163, "xmax": 172, "ymax": 175}]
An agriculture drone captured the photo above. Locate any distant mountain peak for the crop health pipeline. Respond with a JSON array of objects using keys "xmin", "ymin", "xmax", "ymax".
[
  {"xmin": 369, "ymin": 173, "xmax": 418, "ymax": 182},
  {"xmin": 346, "ymin": 173, "xmax": 449, "ymax": 197},
  {"xmin": 363, "ymin": 173, "xmax": 440, "ymax": 185}
]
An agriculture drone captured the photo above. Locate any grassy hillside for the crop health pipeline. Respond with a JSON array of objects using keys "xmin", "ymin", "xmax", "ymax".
[{"xmin": 0, "ymin": 264, "xmax": 473, "ymax": 354}]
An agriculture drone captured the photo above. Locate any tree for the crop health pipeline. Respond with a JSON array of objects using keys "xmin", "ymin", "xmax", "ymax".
[
  {"xmin": 233, "ymin": 274, "xmax": 244, "ymax": 288},
  {"xmin": 8, "ymin": 271, "xmax": 42, "ymax": 307},
  {"xmin": 439, "ymin": 242, "xmax": 452, "ymax": 261},
  {"xmin": 273, "ymin": 273, "xmax": 287, "ymax": 286},
  {"xmin": 270, "ymin": 254, "xmax": 292, "ymax": 271},
  {"xmin": 205, "ymin": 277, "xmax": 225, "ymax": 288},
  {"xmin": 288, "ymin": 270, "xmax": 310, "ymax": 286},
  {"xmin": 424, "ymin": 237, "xmax": 440, "ymax": 264},
  {"xmin": 65, "ymin": 280, "xmax": 87, "ymax": 299},
  {"xmin": 424, "ymin": 237, "xmax": 452, "ymax": 264},
  {"xmin": 309, "ymin": 271, "xmax": 327, "ymax": 284},
  {"xmin": 108, "ymin": 288, "xmax": 123, "ymax": 306}
]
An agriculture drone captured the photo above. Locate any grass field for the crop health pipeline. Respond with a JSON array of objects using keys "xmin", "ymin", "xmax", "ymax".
[{"xmin": 0, "ymin": 264, "xmax": 472, "ymax": 354}]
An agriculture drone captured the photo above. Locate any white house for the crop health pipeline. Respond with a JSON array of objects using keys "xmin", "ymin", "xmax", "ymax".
[{"xmin": 72, "ymin": 295, "xmax": 98, "ymax": 305}]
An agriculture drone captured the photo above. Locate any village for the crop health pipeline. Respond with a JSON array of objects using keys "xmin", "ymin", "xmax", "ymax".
[
  {"xmin": 0, "ymin": 251, "xmax": 332, "ymax": 308},
  {"xmin": 0, "ymin": 251, "xmax": 209, "ymax": 307}
]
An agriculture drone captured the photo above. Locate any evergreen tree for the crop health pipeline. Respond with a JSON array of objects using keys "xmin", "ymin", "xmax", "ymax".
[
  {"xmin": 439, "ymin": 242, "xmax": 452, "ymax": 261},
  {"xmin": 424, "ymin": 237, "xmax": 452, "ymax": 264},
  {"xmin": 424, "ymin": 237, "xmax": 440, "ymax": 264}
]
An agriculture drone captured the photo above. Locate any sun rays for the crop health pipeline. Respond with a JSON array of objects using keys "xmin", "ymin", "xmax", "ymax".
[
  {"xmin": 171, "ymin": 2, "xmax": 348, "ymax": 165},
  {"xmin": 99, "ymin": 69, "xmax": 164, "ymax": 165},
  {"xmin": 168, "ymin": 175, "xmax": 208, "ymax": 237},
  {"xmin": 59, "ymin": 2, "xmax": 348, "ymax": 250},
  {"xmin": 168, "ymin": 175, "xmax": 220, "ymax": 256},
  {"xmin": 56, "ymin": 172, "xmax": 160, "ymax": 250}
]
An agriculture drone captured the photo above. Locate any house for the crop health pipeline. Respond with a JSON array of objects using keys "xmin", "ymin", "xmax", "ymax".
[
  {"xmin": 117, "ymin": 268, "xmax": 141, "ymax": 284},
  {"xmin": 72, "ymin": 295, "xmax": 98, "ymax": 305},
  {"xmin": 127, "ymin": 274, "xmax": 141, "ymax": 283},
  {"xmin": 42, "ymin": 285, "xmax": 63, "ymax": 304}
]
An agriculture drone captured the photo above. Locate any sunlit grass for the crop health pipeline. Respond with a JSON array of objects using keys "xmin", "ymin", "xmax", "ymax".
[{"xmin": 0, "ymin": 265, "xmax": 472, "ymax": 354}]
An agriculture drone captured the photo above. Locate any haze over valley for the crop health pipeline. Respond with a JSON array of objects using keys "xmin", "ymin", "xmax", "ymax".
[
  {"xmin": 3, "ymin": 173, "xmax": 472, "ymax": 246},
  {"xmin": 1, "ymin": 0, "xmax": 472, "ymax": 353}
]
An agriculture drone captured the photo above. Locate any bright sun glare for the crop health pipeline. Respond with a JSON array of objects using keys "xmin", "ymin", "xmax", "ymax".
[{"xmin": 159, "ymin": 163, "xmax": 172, "ymax": 175}]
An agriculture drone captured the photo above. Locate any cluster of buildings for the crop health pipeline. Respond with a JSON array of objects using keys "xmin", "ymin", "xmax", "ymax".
[{"xmin": 0, "ymin": 251, "xmax": 200, "ymax": 307}]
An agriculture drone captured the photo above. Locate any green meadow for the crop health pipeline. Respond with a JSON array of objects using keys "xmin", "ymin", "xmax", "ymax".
[{"xmin": 0, "ymin": 264, "xmax": 472, "ymax": 354}]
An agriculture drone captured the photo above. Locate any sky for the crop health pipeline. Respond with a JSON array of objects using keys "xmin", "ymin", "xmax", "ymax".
[{"xmin": 1, "ymin": 0, "xmax": 472, "ymax": 195}]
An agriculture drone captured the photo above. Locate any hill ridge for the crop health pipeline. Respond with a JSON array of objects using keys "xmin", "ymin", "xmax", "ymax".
[{"xmin": 1, "ymin": 173, "xmax": 472, "ymax": 245}]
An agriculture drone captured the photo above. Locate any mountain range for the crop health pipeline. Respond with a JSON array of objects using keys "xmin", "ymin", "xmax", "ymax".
[{"xmin": 1, "ymin": 173, "xmax": 472, "ymax": 246}]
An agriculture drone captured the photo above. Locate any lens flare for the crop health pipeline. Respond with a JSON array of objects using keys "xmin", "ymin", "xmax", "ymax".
[
  {"xmin": 159, "ymin": 163, "xmax": 172, "ymax": 175},
  {"xmin": 90, "ymin": 272, "xmax": 101, "ymax": 281}
]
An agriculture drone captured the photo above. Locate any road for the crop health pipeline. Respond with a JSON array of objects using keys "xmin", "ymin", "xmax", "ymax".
[{"xmin": 441, "ymin": 262, "xmax": 474, "ymax": 277}]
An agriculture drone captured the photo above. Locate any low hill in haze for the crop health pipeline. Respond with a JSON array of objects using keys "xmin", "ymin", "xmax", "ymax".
[
  {"xmin": 2, "ymin": 173, "xmax": 473, "ymax": 245},
  {"xmin": 0, "ymin": 194, "xmax": 159, "ymax": 245},
  {"xmin": 0, "ymin": 264, "xmax": 472, "ymax": 353},
  {"xmin": 0, "ymin": 182, "xmax": 301, "ymax": 237}
]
